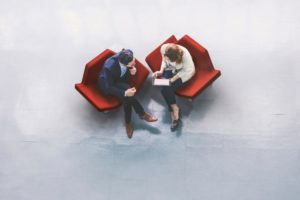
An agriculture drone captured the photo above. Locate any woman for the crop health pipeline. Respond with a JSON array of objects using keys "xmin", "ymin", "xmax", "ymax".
[{"xmin": 153, "ymin": 43, "xmax": 195, "ymax": 131}]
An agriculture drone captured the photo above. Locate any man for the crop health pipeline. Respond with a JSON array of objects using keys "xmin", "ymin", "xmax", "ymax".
[{"xmin": 98, "ymin": 49, "xmax": 158, "ymax": 138}]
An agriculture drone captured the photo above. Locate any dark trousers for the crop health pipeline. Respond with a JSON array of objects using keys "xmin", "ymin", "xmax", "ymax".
[
  {"xmin": 99, "ymin": 80, "xmax": 145, "ymax": 124},
  {"xmin": 161, "ymin": 70, "xmax": 185, "ymax": 111}
]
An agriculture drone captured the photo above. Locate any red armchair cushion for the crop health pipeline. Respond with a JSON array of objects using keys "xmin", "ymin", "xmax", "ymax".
[
  {"xmin": 75, "ymin": 84, "xmax": 121, "ymax": 111},
  {"xmin": 176, "ymin": 69, "xmax": 221, "ymax": 98},
  {"xmin": 128, "ymin": 59, "xmax": 150, "ymax": 91},
  {"xmin": 75, "ymin": 49, "xmax": 149, "ymax": 111}
]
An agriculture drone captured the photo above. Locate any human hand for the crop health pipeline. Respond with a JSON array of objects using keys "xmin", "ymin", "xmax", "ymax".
[
  {"xmin": 170, "ymin": 75, "xmax": 179, "ymax": 83},
  {"xmin": 153, "ymin": 71, "xmax": 162, "ymax": 78},
  {"xmin": 125, "ymin": 87, "xmax": 136, "ymax": 97},
  {"xmin": 129, "ymin": 66, "xmax": 137, "ymax": 75}
]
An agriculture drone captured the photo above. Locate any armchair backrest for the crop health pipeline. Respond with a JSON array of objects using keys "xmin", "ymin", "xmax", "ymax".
[
  {"xmin": 145, "ymin": 35, "xmax": 178, "ymax": 72},
  {"xmin": 82, "ymin": 49, "xmax": 115, "ymax": 86},
  {"xmin": 177, "ymin": 35, "xmax": 215, "ymax": 72},
  {"xmin": 129, "ymin": 59, "xmax": 149, "ymax": 91}
]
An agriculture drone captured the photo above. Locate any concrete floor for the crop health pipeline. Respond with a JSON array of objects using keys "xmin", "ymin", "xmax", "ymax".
[{"xmin": 1, "ymin": 0, "xmax": 300, "ymax": 199}]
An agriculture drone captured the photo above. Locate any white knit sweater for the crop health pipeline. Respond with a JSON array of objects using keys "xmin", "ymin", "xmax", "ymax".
[{"xmin": 160, "ymin": 43, "xmax": 195, "ymax": 83}]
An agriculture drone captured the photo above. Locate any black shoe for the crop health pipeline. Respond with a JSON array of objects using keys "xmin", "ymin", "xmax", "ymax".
[
  {"xmin": 171, "ymin": 108, "xmax": 181, "ymax": 131},
  {"xmin": 171, "ymin": 119, "xmax": 180, "ymax": 131}
]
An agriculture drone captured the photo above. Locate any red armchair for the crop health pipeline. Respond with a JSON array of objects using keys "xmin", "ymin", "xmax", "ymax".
[
  {"xmin": 145, "ymin": 35, "xmax": 221, "ymax": 99},
  {"xmin": 75, "ymin": 49, "xmax": 150, "ymax": 112}
]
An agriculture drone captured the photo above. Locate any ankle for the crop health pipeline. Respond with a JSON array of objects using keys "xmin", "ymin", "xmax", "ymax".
[
  {"xmin": 139, "ymin": 112, "xmax": 146, "ymax": 118},
  {"xmin": 171, "ymin": 105, "xmax": 179, "ymax": 112},
  {"xmin": 170, "ymin": 112, "xmax": 174, "ymax": 120}
]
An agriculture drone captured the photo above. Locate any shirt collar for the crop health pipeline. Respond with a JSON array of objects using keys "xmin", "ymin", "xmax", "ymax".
[{"xmin": 119, "ymin": 62, "xmax": 127, "ymax": 68}]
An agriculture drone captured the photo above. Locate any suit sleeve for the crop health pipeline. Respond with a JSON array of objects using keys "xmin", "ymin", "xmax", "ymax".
[{"xmin": 103, "ymin": 68, "xmax": 126, "ymax": 98}]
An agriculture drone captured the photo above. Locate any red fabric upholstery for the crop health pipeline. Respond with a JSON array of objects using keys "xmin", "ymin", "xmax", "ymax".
[
  {"xmin": 75, "ymin": 49, "xmax": 150, "ymax": 112},
  {"xmin": 128, "ymin": 59, "xmax": 150, "ymax": 91},
  {"xmin": 176, "ymin": 35, "xmax": 221, "ymax": 98},
  {"xmin": 145, "ymin": 35, "xmax": 221, "ymax": 99},
  {"xmin": 75, "ymin": 84, "xmax": 121, "ymax": 111},
  {"xmin": 145, "ymin": 35, "xmax": 178, "ymax": 72}
]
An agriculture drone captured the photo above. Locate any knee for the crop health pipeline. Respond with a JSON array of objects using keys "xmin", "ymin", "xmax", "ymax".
[
  {"xmin": 160, "ymin": 88, "xmax": 166, "ymax": 97},
  {"xmin": 161, "ymin": 87, "xmax": 168, "ymax": 93},
  {"xmin": 124, "ymin": 96, "xmax": 136, "ymax": 104},
  {"xmin": 161, "ymin": 86, "xmax": 172, "ymax": 95}
]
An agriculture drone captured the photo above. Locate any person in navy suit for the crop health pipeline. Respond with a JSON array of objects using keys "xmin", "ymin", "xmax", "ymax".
[{"xmin": 98, "ymin": 49, "xmax": 157, "ymax": 138}]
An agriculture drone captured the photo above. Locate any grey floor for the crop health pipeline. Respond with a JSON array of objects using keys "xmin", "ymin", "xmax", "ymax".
[{"xmin": 1, "ymin": 0, "xmax": 300, "ymax": 199}]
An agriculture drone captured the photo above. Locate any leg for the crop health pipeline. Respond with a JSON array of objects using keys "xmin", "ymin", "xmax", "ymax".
[
  {"xmin": 160, "ymin": 78, "xmax": 184, "ymax": 112},
  {"xmin": 160, "ymin": 78, "xmax": 184, "ymax": 131},
  {"xmin": 126, "ymin": 96, "xmax": 145, "ymax": 117},
  {"xmin": 115, "ymin": 83, "xmax": 156, "ymax": 122},
  {"xmin": 161, "ymin": 70, "xmax": 176, "ymax": 111},
  {"xmin": 123, "ymin": 100, "xmax": 132, "ymax": 124},
  {"xmin": 161, "ymin": 86, "xmax": 175, "ymax": 112},
  {"xmin": 112, "ymin": 82, "xmax": 131, "ymax": 99},
  {"xmin": 104, "ymin": 82, "xmax": 133, "ymax": 123},
  {"xmin": 126, "ymin": 96, "xmax": 157, "ymax": 122},
  {"xmin": 101, "ymin": 82, "xmax": 137, "ymax": 138},
  {"xmin": 170, "ymin": 78, "xmax": 184, "ymax": 119},
  {"xmin": 113, "ymin": 82, "xmax": 144, "ymax": 116}
]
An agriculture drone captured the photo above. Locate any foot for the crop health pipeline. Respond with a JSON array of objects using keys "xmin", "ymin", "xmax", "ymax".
[
  {"xmin": 170, "ymin": 108, "xmax": 181, "ymax": 132},
  {"xmin": 125, "ymin": 123, "xmax": 134, "ymax": 138},
  {"xmin": 172, "ymin": 107, "xmax": 180, "ymax": 121},
  {"xmin": 170, "ymin": 111, "xmax": 175, "ymax": 121},
  {"xmin": 140, "ymin": 112, "xmax": 158, "ymax": 122},
  {"xmin": 171, "ymin": 119, "xmax": 180, "ymax": 131}
]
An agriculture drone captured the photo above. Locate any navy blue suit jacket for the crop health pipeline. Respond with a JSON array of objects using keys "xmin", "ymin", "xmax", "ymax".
[{"xmin": 98, "ymin": 52, "xmax": 130, "ymax": 98}]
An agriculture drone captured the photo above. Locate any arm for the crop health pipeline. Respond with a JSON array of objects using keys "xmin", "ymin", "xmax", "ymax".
[
  {"xmin": 175, "ymin": 51, "xmax": 195, "ymax": 83},
  {"xmin": 103, "ymin": 68, "xmax": 127, "ymax": 98},
  {"xmin": 159, "ymin": 44, "xmax": 168, "ymax": 73},
  {"xmin": 153, "ymin": 44, "xmax": 168, "ymax": 78},
  {"xmin": 170, "ymin": 74, "xmax": 180, "ymax": 83}
]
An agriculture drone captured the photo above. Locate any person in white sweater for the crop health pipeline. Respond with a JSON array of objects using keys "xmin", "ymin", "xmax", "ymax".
[{"xmin": 153, "ymin": 43, "xmax": 195, "ymax": 131}]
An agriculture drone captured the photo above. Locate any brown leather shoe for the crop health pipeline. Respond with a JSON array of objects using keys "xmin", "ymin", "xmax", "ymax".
[
  {"xmin": 140, "ymin": 112, "xmax": 158, "ymax": 122},
  {"xmin": 125, "ymin": 123, "xmax": 134, "ymax": 138}
]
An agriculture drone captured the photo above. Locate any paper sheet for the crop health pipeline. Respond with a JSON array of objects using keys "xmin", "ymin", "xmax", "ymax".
[{"xmin": 152, "ymin": 78, "xmax": 170, "ymax": 86}]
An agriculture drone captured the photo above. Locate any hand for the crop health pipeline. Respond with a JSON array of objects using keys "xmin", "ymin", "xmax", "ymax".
[
  {"xmin": 153, "ymin": 71, "xmax": 162, "ymax": 78},
  {"xmin": 125, "ymin": 87, "xmax": 136, "ymax": 97},
  {"xmin": 169, "ymin": 75, "xmax": 179, "ymax": 83},
  {"xmin": 129, "ymin": 66, "xmax": 137, "ymax": 75}
]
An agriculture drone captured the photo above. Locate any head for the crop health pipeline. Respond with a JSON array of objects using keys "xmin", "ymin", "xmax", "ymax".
[
  {"xmin": 118, "ymin": 49, "xmax": 136, "ymax": 68},
  {"xmin": 164, "ymin": 44, "xmax": 183, "ymax": 64}
]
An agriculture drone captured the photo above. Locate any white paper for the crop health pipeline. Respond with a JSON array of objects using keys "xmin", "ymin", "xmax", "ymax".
[{"xmin": 153, "ymin": 78, "xmax": 170, "ymax": 86}]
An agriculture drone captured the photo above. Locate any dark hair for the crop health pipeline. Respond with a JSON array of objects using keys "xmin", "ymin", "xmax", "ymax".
[
  {"xmin": 164, "ymin": 44, "xmax": 183, "ymax": 64},
  {"xmin": 118, "ymin": 49, "xmax": 134, "ymax": 65}
]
